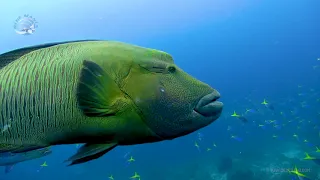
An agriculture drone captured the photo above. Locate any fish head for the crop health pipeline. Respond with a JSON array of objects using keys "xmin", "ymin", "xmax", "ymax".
[{"xmin": 123, "ymin": 49, "xmax": 223, "ymax": 140}]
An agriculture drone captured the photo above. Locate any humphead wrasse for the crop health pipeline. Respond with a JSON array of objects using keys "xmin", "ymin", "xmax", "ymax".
[{"xmin": 0, "ymin": 40, "xmax": 223, "ymax": 165}]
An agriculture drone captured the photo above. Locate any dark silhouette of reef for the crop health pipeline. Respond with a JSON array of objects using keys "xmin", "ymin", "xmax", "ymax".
[
  {"xmin": 228, "ymin": 169, "xmax": 255, "ymax": 180},
  {"xmin": 217, "ymin": 156, "xmax": 233, "ymax": 173}
]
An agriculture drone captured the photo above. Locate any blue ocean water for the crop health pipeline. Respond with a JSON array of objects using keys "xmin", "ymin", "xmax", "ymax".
[{"xmin": 0, "ymin": 0, "xmax": 320, "ymax": 180}]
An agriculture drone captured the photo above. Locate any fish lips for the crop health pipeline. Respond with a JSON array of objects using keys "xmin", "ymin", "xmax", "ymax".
[{"xmin": 194, "ymin": 91, "xmax": 223, "ymax": 117}]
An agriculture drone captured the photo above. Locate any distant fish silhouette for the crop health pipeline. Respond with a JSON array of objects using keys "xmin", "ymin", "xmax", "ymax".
[{"xmin": 0, "ymin": 147, "xmax": 51, "ymax": 173}]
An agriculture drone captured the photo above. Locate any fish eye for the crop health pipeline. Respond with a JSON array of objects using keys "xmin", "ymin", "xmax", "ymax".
[
  {"xmin": 167, "ymin": 66, "xmax": 176, "ymax": 73},
  {"xmin": 159, "ymin": 87, "xmax": 165, "ymax": 93}
]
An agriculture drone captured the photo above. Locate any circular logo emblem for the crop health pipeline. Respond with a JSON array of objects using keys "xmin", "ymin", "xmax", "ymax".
[{"xmin": 14, "ymin": 14, "xmax": 38, "ymax": 35}]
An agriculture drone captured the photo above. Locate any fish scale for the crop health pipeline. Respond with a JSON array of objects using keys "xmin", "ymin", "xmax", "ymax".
[{"xmin": 0, "ymin": 45, "xmax": 85, "ymax": 145}]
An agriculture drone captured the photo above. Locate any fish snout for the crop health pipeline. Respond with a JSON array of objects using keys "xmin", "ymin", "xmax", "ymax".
[{"xmin": 194, "ymin": 90, "xmax": 223, "ymax": 117}]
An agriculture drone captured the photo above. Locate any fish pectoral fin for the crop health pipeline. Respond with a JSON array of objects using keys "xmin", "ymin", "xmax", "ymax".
[
  {"xmin": 77, "ymin": 60, "xmax": 124, "ymax": 117},
  {"xmin": 5, "ymin": 164, "xmax": 15, "ymax": 174},
  {"xmin": 65, "ymin": 142, "xmax": 117, "ymax": 166}
]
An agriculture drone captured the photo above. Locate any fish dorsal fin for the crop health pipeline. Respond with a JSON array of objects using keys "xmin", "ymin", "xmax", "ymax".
[{"xmin": 0, "ymin": 39, "xmax": 100, "ymax": 69}]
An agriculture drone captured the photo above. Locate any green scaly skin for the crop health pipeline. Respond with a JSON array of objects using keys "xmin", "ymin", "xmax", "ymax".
[{"xmin": 0, "ymin": 41, "xmax": 159, "ymax": 151}]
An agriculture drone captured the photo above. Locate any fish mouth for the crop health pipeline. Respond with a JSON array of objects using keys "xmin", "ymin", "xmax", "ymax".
[{"xmin": 194, "ymin": 91, "xmax": 223, "ymax": 117}]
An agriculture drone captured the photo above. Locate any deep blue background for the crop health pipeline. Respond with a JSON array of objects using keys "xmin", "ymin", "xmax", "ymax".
[{"xmin": 0, "ymin": 0, "xmax": 319, "ymax": 179}]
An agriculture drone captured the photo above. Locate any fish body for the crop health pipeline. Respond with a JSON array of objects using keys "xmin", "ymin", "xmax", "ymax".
[
  {"xmin": 0, "ymin": 40, "xmax": 223, "ymax": 165},
  {"xmin": 0, "ymin": 147, "xmax": 51, "ymax": 173}
]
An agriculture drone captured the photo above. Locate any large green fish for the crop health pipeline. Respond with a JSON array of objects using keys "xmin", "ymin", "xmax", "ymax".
[{"xmin": 0, "ymin": 40, "xmax": 223, "ymax": 165}]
